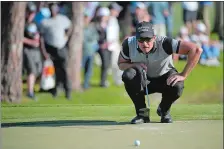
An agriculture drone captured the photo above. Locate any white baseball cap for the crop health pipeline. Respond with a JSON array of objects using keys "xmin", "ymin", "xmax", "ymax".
[{"xmin": 97, "ymin": 7, "xmax": 110, "ymax": 17}]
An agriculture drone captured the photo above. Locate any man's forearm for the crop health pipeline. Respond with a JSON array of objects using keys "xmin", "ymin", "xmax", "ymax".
[
  {"xmin": 181, "ymin": 47, "xmax": 203, "ymax": 78},
  {"xmin": 23, "ymin": 37, "xmax": 39, "ymax": 46},
  {"xmin": 118, "ymin": 62, "xmax": 135, "ymax": 71}
]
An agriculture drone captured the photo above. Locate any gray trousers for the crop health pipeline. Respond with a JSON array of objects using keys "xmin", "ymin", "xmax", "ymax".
[
  {"xmin": 97, "ymin": 49, "xmax": 112, "ymax": 86},
  {"xmin": 23, "ymin": 47, "xmax": 42, "ymax": 76}
]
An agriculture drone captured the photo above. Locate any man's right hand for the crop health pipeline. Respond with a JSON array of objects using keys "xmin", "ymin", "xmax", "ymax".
[
  {"xmin": 118, "ymin": 53, "xmax": 147, "ymax": 71},
  {"xmin": 133, "ymin": 63, "xmax": 147, "ymax": 71}
]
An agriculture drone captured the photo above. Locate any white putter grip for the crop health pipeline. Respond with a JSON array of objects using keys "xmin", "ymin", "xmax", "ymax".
[{"xmin": 143, "ymin": 70, "xmax": 147, "ymax": 80}]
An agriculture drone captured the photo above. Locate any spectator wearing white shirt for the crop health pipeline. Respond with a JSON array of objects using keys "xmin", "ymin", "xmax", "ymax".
[{"xmin": 107, "ymin": 2, "xmax": 123, "ymax": 86}]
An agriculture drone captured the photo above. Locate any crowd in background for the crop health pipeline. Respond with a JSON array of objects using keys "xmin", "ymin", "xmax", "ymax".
[{"xmin": 22, "ymin": 1, "xmax": 223, "ymax": 100}]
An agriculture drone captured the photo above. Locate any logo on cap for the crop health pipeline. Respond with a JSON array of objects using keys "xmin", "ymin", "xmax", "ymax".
[{"xmin": 137, "ymin": 26, "xmax": 151, "ymax": 32}]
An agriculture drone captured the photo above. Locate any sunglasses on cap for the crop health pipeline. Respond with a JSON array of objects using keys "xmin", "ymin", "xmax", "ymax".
[{"xmin": 137, "ymin": 37, "xmax": 153, "ymax": 43}]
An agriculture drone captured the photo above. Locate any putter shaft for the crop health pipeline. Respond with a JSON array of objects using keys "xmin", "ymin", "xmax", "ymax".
[{"xmin": 143, "ymin": 70, "xmax": 150, "ymax": 107}]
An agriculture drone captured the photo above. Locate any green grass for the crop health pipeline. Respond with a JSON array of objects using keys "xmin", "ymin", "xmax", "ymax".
[
  {"xmin": 1, "ymin": 104, "xmax": 222, "ymax": 123},
  {"xmin": 175, "ymin": 60, "xmax": 223, "ymax": 104}
]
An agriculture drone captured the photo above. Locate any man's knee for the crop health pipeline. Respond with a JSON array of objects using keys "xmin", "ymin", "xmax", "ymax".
[
  {"xmin": 171, "ymin": 81, "xmax": 184, "ymax": 98},
  {"xmin": 122, "ymin": 68, "xmax": 138, "ymax": 82},
  {"xmin": 122, "ymin": 66, "xmax": 144, "ymax": 84}
]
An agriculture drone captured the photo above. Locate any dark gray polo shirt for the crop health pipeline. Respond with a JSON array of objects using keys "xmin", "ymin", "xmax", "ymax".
[{"xmin": 120, "ymin": 36, "xmax": 181, "ymax": 78}]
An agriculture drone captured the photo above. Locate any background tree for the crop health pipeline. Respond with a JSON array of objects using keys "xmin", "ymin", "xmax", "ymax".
[
  {"xmin": 68, "ymin": 2, "xmax": 84, "ymax": 91},
  {"xmin": 213, "ymin": 2, "xmax": 223, "ymax": 40},
  {"xmin": 1, "ymin": 2, "xmax": 27, "ymax": 102}
]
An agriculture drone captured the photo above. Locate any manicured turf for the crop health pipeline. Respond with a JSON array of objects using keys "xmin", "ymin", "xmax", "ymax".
[
  {"xmin": 1, "ymin": 104, "xmax": 222, "ymax": 123},
  {"xmin": 2, "ymin": 120, "xmax": 223, "ymax": 149}
]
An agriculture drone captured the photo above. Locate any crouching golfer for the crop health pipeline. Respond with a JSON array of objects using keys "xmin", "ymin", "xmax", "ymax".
[{"xmin": 118, "ymin": 21, "xmax": 202, "ymax": 124}]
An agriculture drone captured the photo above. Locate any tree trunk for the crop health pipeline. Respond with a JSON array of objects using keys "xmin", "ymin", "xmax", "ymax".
[
  {"xmin": 68, "ymin": 2, "xmax": 84, "ymax": 91},
  {"xmin": 1, "ymin": 2, "xmax": 26, "ymax": 102},
  {"xmin": 213, "ymin": 2, "xmax": 224, "ymax": 40}
]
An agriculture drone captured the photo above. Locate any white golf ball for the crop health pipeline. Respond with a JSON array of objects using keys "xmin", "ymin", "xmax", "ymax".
[{"xmin": 134, "ymin": 140, "xmax": 140, "ymax": 146}]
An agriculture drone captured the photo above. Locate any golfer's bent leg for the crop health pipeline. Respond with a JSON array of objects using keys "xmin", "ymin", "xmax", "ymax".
[
  {"xmin": 159, "ymin": 81, "xmax": 184, "ymax": 123},
  {"xmin": 122, "ymin": 67, "xmax": 149, "ymax": 124}
]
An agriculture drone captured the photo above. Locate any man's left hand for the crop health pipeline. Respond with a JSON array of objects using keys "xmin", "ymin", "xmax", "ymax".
[{"xmin": 167, "ymin": 73, "xmax": 186, "ymax": 86}]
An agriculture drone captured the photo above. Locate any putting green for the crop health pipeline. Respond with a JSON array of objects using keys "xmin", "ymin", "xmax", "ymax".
[{"xmin": 2, "ymin": 120, "xmax": 223, "ymax": 149}]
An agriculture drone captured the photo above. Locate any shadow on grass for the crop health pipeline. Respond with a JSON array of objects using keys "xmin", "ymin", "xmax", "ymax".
[
  {"xmin": 2, "ymin": 120, "xmax": 161, "ymax": 128},
  {"xmin": 2, "ymin": 120, "xmax": 130, "ymax": 127}
]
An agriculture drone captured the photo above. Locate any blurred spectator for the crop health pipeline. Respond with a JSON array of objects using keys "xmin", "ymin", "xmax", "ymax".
[
  {"xmin": 147, "ymin": 2, "xmax": 169, "ymax": 36},
  {"xmin": 23, "ymin": 2, "xmax": 43, "ymax": 100},
  {"xmin": 107, "ymin": 2, "xmax": 123, "ymax": 86},
  {"xmin": 84, "ymin": 2, "xmax": 99, "ymax": 21},
  {"xmin": 177, "ymin": 26, "xmax": 191, "ymax": 42},
  {"xmin": 117, "ymin": 2, "xmax": 132, "ymax": 40},
  {"xmin": 200, "ymin": 35, "xmax": 220, "ymax": 67},
  {"xmin": 130, "ymin": 1, "xmax": 137, "ymax": 15},
  {"xmin": 191, "ymin": 22, "xmax": 220, "ymax": 66},
  {"xmin": 182, "ymin": 2, "xmax": 199, "ymax": 34},
  {"xmin": 39, "ymin": 3, "xmax": 72, "ymax": 99},
  {"xmin": 131, "ymin": 2, "xmax": 150, "ymax": 35},
  {"xmin": 165, "ymin": 2, "xmax": 174, "ymax": 38},
  {"xmin": 82, "ymin": 10, "xmax": 99, "ymax": 90},
  {"xmin": 197, "ymin": 1, "xmax": 213, "ymax": 34},
  {"xmin": 90, "ymin": 5, "xmax": 101, "ymax": 23},
  {"xmin": 95, "ymin": 7, "xmax": 111, "ymax": 87},
  {"xmin": 25, "ymin": 2, "xmax": 37, "ymax": 23},
  {"xmin": 33, "ymin": 2, "xmax": 51, "ymax": 28},
  {"xmin": 175, "ymin": 26, "xmax": 191, "ymax": 60},
  {"xmin": 58, "ymin": 2, "xmax": 71, "ymax": 17},
  {"xmin": 191, "ymin": 22, "xmax": 207, "ymax": 46}
]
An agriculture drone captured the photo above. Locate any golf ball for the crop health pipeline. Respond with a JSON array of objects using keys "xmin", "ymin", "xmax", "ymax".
[{"xmin": 134, "ymin": 140, "xmax": 140, "ymax": 146}]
